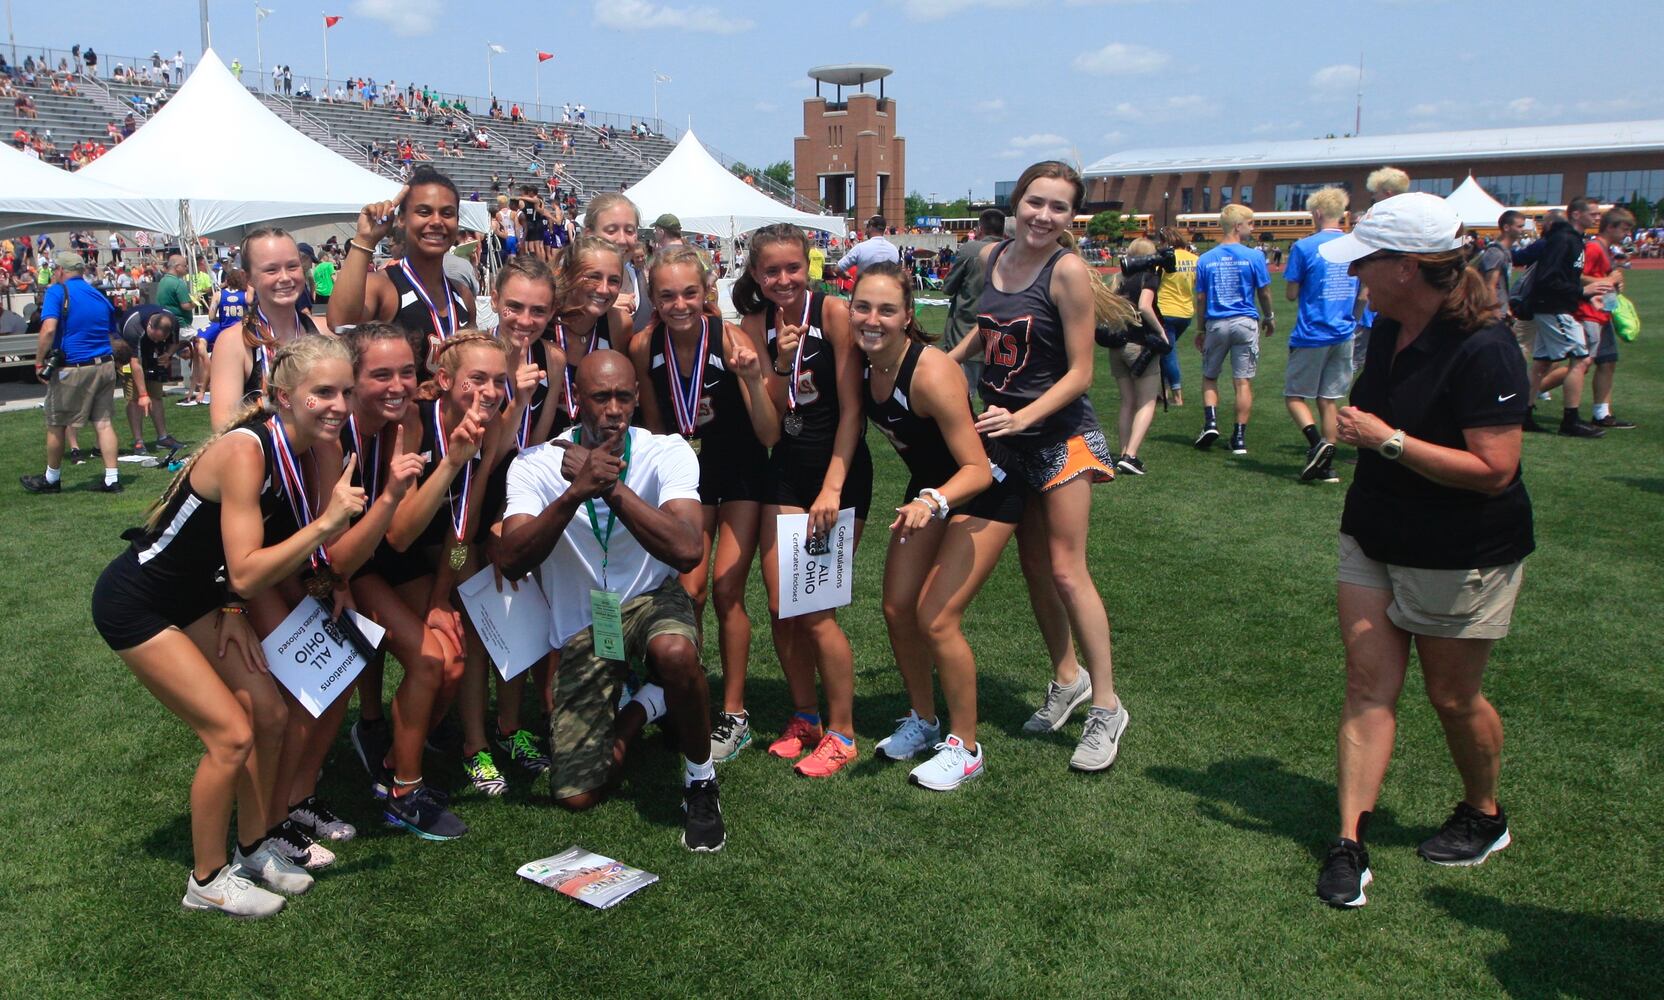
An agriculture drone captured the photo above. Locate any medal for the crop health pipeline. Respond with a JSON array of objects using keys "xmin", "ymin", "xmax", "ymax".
[
  {"xmin": 268, "ymin": 413, "xmax": 338, "ymax": 586},
  {"xmin": 783, "ymin": 411, "xmax": 803, "ymax": 437},
  {"xmin": 431, "ymin": 399, "xmax": 475, "ymax": 572},
  {"xmin": 688, "ymin": 436, "xmax": 702, "ymax": 455},
  {"xmin": 305, "ymin": 566, "xmax": 341, "ymax": 600},
  {"xmin": 664, "ymin": 316, "xmax": 709, "ymax": 440},
  {"xmin": 779, "ymin": 295, "xmax": 812, "ymax": 438},
  {"xmin": 449, "ymin": 543, "xmax": 467, "ymax": 570}
]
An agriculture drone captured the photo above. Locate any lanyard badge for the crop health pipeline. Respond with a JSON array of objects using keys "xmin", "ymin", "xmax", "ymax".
[{"xmin": 572, "ymin": 425, "xmax": 632, "ymax": 592}]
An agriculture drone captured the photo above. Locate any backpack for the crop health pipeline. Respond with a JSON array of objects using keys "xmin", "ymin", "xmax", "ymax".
[
  {"xmin": 1508, "ymin": 264, "xmax": 1536, "ymax": 320},
  {"xmin": 1612, "ymin": 294, "xmax": 1640, "ymax": 342}
]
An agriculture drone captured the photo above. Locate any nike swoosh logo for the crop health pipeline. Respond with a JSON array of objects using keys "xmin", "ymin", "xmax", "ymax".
[
  {"xmin": 964, "ymin": 759, "xmax": 982, "ymax": 775},
  {"xmin": 1498, "ymin": 393, "xmax": 1518, "ymax": 402},
  {"xmin": 198, "ymin": 893, "xmax": 226, "ymax": 905},
  {"xmin": 703, "ymin": 379, "xmax": 722, "ymax": 391}
]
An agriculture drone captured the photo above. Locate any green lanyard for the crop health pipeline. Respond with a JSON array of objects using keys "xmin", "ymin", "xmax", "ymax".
[{"xmin": 573, "ymin": 426, "xmax": 632, "ymax": 588}]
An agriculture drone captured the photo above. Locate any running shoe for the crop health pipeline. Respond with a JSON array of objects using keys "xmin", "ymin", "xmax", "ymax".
[
  {"xmin": 350, "ymin": 716, "xmax": 391, "ymax": 784},
  {"xmin": 1068, "ymin": 704, "xmax": 1130, "ymax": 772},
  {"xmin": 909, "ymin": 735, "xmax": 985, "ymax": 791},
  {"xmin": 1301, "ymin": 441, "xmax": 1336, "ymax": 482},
  {"xmin": 874, "ymin": 711, "xmax": 940, "ymax": 761},
  {"xmin": 233, "ymin": 841, "xmax": 315, "ymax": 895},
  {"xmin": 710, "ymin": 711, "xmax": 752, "ymax": 763},
  {"xmin": 681, "ymin": 777, "xmax": 726, "ymax": 852},
  {"xmin": 1228, "ymin": 429, "xmax": 1247, "ymax": 455},
  {"xmin": 1593, "ymin": 414, "xmax": 1638, "ymax": 429},
  {"xmin": 176, "ymin": 397, "xmax": 200, "ymax": 407},
  {"xmin": 1417, "ymin": 802, "xmax": 1511, "ymax": 866},
  {"xmin": 155, "ymin": 434, "xmax": 183, "ymax": 450},
  {"xmin": 794, "ymin": 732, "xmax": 859, "ymax": 778},
  {"xmin": 767, "ymin": 715, "xmax": 824, "ymax": 759},
  {"xmin": 69, "ymin": 447, "xmax": 85, "ymax": 465},
  {"xmin": 1022, "ymin": 673, "xmax": 1093, "ymax": 734},
  {"xmin": 494, "ymin": 728, "xmax": 551, "ymax": 774},
  {"xmin": 1116, "ymin": 454, "xmax": 1146, "ymax": 476},
  {"xmin": 1194, "ymin": 425, "xmax": 1219, "ymax": 449},
  {"xmin": 131, "ymin": 440, "xmax": 148, "ymax": 455},
  {"xmin": 289, "ymin": 796, "xmax": 357, "ymax": 842},
  {"xmin": 1316, "ymin": 838, "xmax": 1372, "ymax": 908},
  {"xmin": 1558, "ymin": 418, "xmax": 1605, "ymax": 438},
  {"xmin": 19, "ymin": 474, "xmax": 60, "ymax": 494},
  {"xmin": 384, "ymin": 784, "xmax": 468, "ymax": 841},
  {"xmin": 1318, "ymin": 461, "xmax": 1341, "ymax": 484},
  {"xmin": 463, "ymin": 749, "xmax": 509, "ymax": 796},
  {"xmin": 181, "ymin": 865, "xmax": 285, "ymax": 918},
  {"xmin": 267, "ymin": 818, "xmax": 336, "ymax": 869}
]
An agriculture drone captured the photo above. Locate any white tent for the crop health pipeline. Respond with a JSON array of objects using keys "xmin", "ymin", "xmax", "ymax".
[
  {"xmin": 0, "ymin": 141, "xmax": 174, "ymax": 235},
  {"xmin": 1445, "ymin": 175, "xmax": 1509, "ymax": 229},
  {"xmin": 77, "ymin": 49, "xmax": 489, "ymax": 238},
  {"xmin": 623, "ymin": 130, "xmax": 844, "ymax": 238}
]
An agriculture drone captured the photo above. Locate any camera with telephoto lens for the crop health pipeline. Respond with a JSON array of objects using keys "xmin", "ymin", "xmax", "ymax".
[{"xmin": 1120, "ymin": 246, "xmax": 1176, "ymax": 276}]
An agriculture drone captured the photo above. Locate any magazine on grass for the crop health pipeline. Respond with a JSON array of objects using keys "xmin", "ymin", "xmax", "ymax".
[{"xmin": 517, "ymin": 847, "xmax": 659, "ymax": 909}]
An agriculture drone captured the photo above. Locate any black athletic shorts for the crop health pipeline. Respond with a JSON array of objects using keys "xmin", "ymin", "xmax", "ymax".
[
  {"xmin": 92, "ymin": 549, "xmax": 226, "ymax": 650},
  {"xmin": 698, "ymin": 442, "xmax": 769, "ymax": 506},
  {"xmin": 767, "ymin": 436, "xmax": 873, "ymax": 520},
  {"xmin": 904, "ymin": 439, "xmax": 1026, "ymax": 525}
]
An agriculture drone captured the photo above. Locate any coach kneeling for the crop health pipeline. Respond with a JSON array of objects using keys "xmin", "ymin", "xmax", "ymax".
[{"xmin": 497, "ymin": 350, "xmax": 725, "ymax": 852}]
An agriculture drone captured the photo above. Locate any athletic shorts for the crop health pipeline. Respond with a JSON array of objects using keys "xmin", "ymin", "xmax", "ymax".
[
  {"xmin": 1584, "ymin": 320, "xmax": 1619, "ymax": 364},
  {"xmin": 1201, "ymin": 316, "xmax": 1260, "ymax": 381},
  {"xmin": 1006, "ymin": 428, "xmax": 1114, "ymax": 494},
  {"xmin": 92, "ymin": 549, "xmax": 226, "ymax": 650},
  {"xmin": 196, "ymin": 321, "xmax": 227, "ymax": 348},
  {"xmin": 1285, "ymin": 340, "xmax": 1355, "ymax": 400},
  {"xmin": 1107, "ymin": 341, "xmax": 1162, "ymax": 384},
  {"xmin": 1533, "ymin": 313, "xmax": 1588, "ymax": 362},
  {"xmin": 698, "ymin": 442, "xmax": 769, "ymax": 506},
  {"xmin": 767, "ymin": 436, "xmax": 873, "ymax": 520},
  {"xmin": 44, "ymin": 359, "xmax": 117, "ymax": 427},
  {"xmin": 1336, "ymin": 533, "xmax": 1523, "ymax": 641},
  {"xmin": 549, "ymin": 577, "xmax": 699, "ymax": 800},
  {"xmin": 504, "ymin": 236, "xmax": 519, "ymax": 255},
  {"xmin": 358, "ymin": 540, "xmax": 434, "ymax": 588}
]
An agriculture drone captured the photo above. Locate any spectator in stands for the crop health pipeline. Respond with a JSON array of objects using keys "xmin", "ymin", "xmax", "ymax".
[
  {"xmin": 172, "ymin": 50, "xmax": 185, "ymax": 85},
  {"xmin": 83, "ymin": 48, "xmax": 97, "ymax": 77}
]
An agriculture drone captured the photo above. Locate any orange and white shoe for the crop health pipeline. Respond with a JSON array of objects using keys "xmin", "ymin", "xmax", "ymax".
[
  {"xmin": 767, "ymin": 715, "xmax": 824, "ymax": 760},
  {"xmin": 794, "ymin": 732, "xmax": 858, "ymax": 778}
]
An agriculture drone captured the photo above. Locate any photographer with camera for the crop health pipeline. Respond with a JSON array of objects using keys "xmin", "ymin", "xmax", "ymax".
[
  {"xmin": 22, "ymin": 252, "xmax": 123, "ymax": 494},
  {"xmin": 1103, "ymin": 238, "xmax": 1173, "ymax": 475}
]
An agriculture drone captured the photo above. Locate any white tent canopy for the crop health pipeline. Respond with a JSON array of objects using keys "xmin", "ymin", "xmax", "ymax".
[
  {"xmin": 0, "ymin": 142, "xmax": 174, "ymax": 235},
  {"xmin": 623, "ymin": 131, "xmax": 843, "ymax": 239},
  {"xmin": 1444, "ymin": 175, "xmax": 1509, "ymax": 229},
  {"xmin": 77, "ymin": 49, "xmax": 488, "ymax": 238}
]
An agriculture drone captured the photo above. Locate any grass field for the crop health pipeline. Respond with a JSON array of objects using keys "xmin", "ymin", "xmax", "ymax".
[{"xmin": 1, "ymin": 274, "xmax": 1660, "ymax": 998}]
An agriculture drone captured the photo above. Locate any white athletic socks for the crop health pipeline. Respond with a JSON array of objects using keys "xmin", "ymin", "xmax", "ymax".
[
  {"xmin": 630, "ymin": 683, "xmax": 666, "ymax": 724},
  {"xmin": 44, "ymin": 466, "xmax": 61, "ymax": 484},
  {"xmin": 684, "ymin": 756, "xmax": 715, "ymax": 786}
]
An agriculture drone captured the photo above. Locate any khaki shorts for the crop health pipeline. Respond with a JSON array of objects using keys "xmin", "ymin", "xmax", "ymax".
[
  {"xmin": 1336, "ymin": 533, "xmax": 1523, "ymax": 640},
  {"xmin": 44, "ymin": 360, "xmax": 117, "ymax": 427},
  {"xmin": 549, "ymin": 576, "xmax": 699, "ymax": 800}
]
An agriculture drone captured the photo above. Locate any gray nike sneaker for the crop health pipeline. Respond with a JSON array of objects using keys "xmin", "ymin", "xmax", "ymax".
[
  {"xmin": 1022, "ymin": 673, "xmax": 1093, "ymax": 733},
  {"xmin": 1069, "ymin": 704, "xmax": 1130, "ymax": 772}
]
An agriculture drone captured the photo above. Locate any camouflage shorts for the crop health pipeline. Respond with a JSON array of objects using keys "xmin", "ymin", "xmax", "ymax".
[{"xmin": 549, "ymin": 576, "xmax": 699, "ymax": 800}]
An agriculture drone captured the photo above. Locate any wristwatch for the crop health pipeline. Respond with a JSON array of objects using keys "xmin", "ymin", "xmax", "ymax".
[{"xmin": 1380, "ymin": 429, "xmax": 1407, "ymax": 460}]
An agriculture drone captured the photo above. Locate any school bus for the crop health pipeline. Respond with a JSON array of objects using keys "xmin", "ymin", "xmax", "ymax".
[{"xmin": 1176, "ymin": 211, "xmax": 1317, "ymax": 243}]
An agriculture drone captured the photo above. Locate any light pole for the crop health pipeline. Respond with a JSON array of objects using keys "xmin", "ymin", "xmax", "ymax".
[
  {"xmin": 1163, "ymin": 189, "xmax": 1170, "ymax": 228},
  {"xmin": 7, "ymin": 0, "xmax": 16, "ymax": 65},
  {"xmin": 255, "ymin": 4, "xmax": 271, "ymax": 94}
]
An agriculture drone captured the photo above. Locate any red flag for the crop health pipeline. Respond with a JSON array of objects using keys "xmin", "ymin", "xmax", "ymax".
[
  {"xmin": 324, "ymin": 14, "xmax": 342, "ymax": 27},
  {"xmin": 537, "ymin": 51, "xmax": 555, "ymax": 62}
]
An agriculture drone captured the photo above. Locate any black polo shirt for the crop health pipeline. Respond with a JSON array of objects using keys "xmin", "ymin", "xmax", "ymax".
[{"xmin": 1341, "ymin": 315, "xmax": 1534, "ymax": 569}]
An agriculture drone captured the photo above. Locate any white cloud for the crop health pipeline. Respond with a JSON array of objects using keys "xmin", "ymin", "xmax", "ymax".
[
  {"xmin": 850, "ymin": 9, "xmax": 871, "ymax": 26},
  {"xmin": 1101, "ymin": 129, "xmax": 1125, "ymax": 144},
  {"xmin": 592, "ymin": 0, "xmax": 754, "ymax": 34},
  {"xmin": 1250, "ymin": 120, "xmax": 1303, "ymax": 135},
  {"xmin": 1106, "ymin": 94, "xmax": 1216, "ymax": 122},
  {"xmin": 1507, "ymin": 97, "xmax": 1537, "ymax": 116},
  {"xmin": 902, "ymin": 0, "xmax": 1035, "ymax": 23},
  {"xmin": 1073, "ymin": 42, "xmax": 1169, "ymax": 76},
  {"xmin": 998, "ymin": 132, "xmax": 1072, "ymax": 159},
  {"xmin": 754, "ymin": 100, "xmax": 779, "ymax": 113},
  {"xmin": 974, "ymin": 98, "xmax": 1007, "ymax": 113},
  {"xmin": 351, "ymin": 0, "xmax": 442, "ymax": 36},
  {"xmin": 1310, "ymin": 63, "xmax": 1363, "ymax": 92},
  {"xmin": 788, "ymin": 77, "xmax": 814, "ymax": 91}
]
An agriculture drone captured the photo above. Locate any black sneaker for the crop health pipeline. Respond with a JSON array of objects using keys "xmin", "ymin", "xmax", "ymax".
[
  {"xmin": 383, "ymin": 784, "xmax": 468, "ymax": 841},
  {"xmin": 1301, "ymin": 441, "xmax": 1336, "ymax": 481},
  {"xmin": 1417, "ymin": 802, "xmax": 1511, "ymax": 866},
  {"xmin": 493, "ymin": 727, "xmax": 552, "ymax": 774},
  {"xmin": 350, "ymin": 716, "xmax": 391, "ymax": 784},
  {"xmin": 681, "ymin": 777, "xmax": 726, "ymax": 852},
  {"xmin": 69, "ymin": 447, "xmax": 86, "ymax": 465},
  {"xmin": 1318, "ymin": 462, "xmax": 1341, "ymax": 484},
  {"xmin": 155, "ymin": 434, "xmax": 183, "ymax": 449},
  {"xmin": 19, "ymin": 474, "xmax": 60, "ymax": 494},
  {"xmin": 93, "ymin": 479, "xmax": 123, "ymax": 493},
  {"xmin": 1229, "ymin": 429, "xmax": 1247, "ymax": 455},
  {"xmin": 1558, "ymin": 419, "xmax": 1605, "ymax": 439},
  {"xmin": 1592, "ymin": 414, "xmax": 1637, "ymax": 429},
  {"xmin": 1522, "ymin": 410, "xmax": 1547, "ymax": 433},
  {"xmin": 1316, "ymin": 837, "xmax": 1372, "ymax": 908},
  {"xmin": 1194, "ymin": 425, "xmax": 1219, "ymax": 450},
  {"xmin": 1116, "ymin": 454, "xmax": 1146, "ymax": 476}
]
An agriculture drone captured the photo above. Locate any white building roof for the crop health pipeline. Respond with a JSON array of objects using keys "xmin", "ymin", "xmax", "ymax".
[{"xmin": 1084, "ymin": 120, "xmax": 1664, "ymax": 177}]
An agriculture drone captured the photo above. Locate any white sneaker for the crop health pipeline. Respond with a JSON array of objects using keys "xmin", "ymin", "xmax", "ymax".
[
  {"xmin": 909, "ymin": 735, "xmax": 985, "ymax": 791},
  {"xmin": 181, "ymin": 865, "xmax": 286, "ymax": 918},
  {"xmin": 1068, "ymin": 704, "xmax": 1130, "ymax": 772},
  {"xmin": 290, "ymin": 798, "xmax": 357, "ymax": 842},
  {"xmin": 875, "ymin": 710, "xmax": 941, "ymax": 761},
  {"xmin": 234, "ymin": 841, "xmax": 315, "ymax": 895},
  {"xmin": 268, "ymin": 820, "xmax": 336, "ymax": 869}
]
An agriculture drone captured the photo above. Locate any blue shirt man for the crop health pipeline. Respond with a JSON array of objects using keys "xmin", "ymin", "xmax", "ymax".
[
  {"xmin": 1280, "ymin": 188, "xmax": 1358, "ymax": 482},
  {"xmin": 22, "ymin": 252, "xmax": 122, "ymax": 494},
  {"xmin": 1195, "ymin": 242, "xmax": 1270, "ymax": 322},
  {"xmin": 1284, "ymin": 229, "xmax": 1359, "ymax": 348},
  {"xmin": 40, "ymin": 260, "xmax": 117, "ymax": 362}
]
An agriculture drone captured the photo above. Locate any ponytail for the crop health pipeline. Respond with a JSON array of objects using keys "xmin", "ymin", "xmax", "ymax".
[
  {"xmin": 734, "ymin": 223, "xmax": 813, "ymax": 316},
  {"xmin": 144, "ymin": 399, "xmax": 269, "ymax": 531}
]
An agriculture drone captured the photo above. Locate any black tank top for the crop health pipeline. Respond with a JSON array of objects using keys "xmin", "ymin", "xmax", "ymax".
[
  {"xmin": 388, "ymin": 260, "xmax": 473, "ymax": 377},
  {"xmin": 864, "ymin": 342, "xmax": 956, "ymax": 490},
  {"xmin": 410, "ymin": 398, "xmax": 483, "ymax": 550},
  {"xmin": 244, "ymin": 309, "xmax": 320, "ymax": 403},
  {"xmin": 647, "ymin": 318, "xmax": 763, "ymax": 460},
  {"xmin": 975, "ymin": 241, "xmax": 1098, "ymax": 444},
  {"xmin": 763, "ymin": 293, "xmax": 839, "ymax": 445},
  {"xmin": 528, "ymin": 312, "xmax": 615, "ymax": 440}
]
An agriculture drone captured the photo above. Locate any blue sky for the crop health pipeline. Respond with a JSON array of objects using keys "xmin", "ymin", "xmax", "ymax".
[{"xmin": 10, "ymin": 0, "xmax": 1663, "ymax": 201}]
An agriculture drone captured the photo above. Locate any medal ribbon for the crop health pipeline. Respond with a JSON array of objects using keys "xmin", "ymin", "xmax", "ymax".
[
  {"xmin": 347, "ymin": 413, "xmax": 381, "ymax": 505},
  {"xmin": 783, "ymin": 295, "xmax": 812, "ymax": 412},
  {"xmin": 267, "ymin": 413, "xmax": 330, "ymax": 571},
  {"xmin": 398, "ymin": 257, "xmax": 456, "ymax": 346},
  {"xmin": 663, "ymin": 316, "xmax": 708, "ymax": 439},
  {"xmin": 573, "ymin": 425, "xmax": 632, "ymax": 589},
  {"xmin": 431, "ymin": 399, "xmax": 473, "ymax": 547},
  {"xmin": 555, "ymin": 320, "xmax": 601, "ymax": 420}
]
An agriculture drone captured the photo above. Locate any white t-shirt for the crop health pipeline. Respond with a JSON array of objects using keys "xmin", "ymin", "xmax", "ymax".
[
  {"xmin": 504, "ymin": 426, "xmax": 701, "ymax": 648},
  {"xmin": 837, "ymin": 235, "xmax": 901, "ymax": 274}
]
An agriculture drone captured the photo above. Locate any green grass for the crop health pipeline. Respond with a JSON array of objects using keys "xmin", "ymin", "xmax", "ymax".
[{"xmin": 2, "ymin": 276, "xmax": 1661, "ymax": 997}]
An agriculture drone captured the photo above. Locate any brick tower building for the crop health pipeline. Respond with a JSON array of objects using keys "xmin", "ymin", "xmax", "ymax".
[{"xmin": 794, "ymin": 65, "xmax": 906, "ymax": 228}]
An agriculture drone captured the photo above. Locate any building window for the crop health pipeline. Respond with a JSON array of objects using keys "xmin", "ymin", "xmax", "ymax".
[
  {"xmin": 1220, "ymin": 185, "xmax": 1232, "ymax": 205},
  {"xmin": 1475, "ymin": 173, "xmax": 1563, "ymax": 206},
  {"xmin": 1201, "ymin": 186, "xmax": 1212, "ymax": 212},
  {"xmin": 1181, "ymin": 187, "xmax": 1193, "ymax": 213},
  {"xmin": 1274, "ymin": 181, "xmax": 1345, "ymax": 211},
  {"xmin": 1240, "ymin": 185, "xmax": 1253, "ymax": 206},
  {"xmin": 1409, "ymin": 178, "xmax": 1454, "ymax": 196},
  {"xmin": 1586, "ymin": 169, "xmax": 1664, "ymax": 205}
]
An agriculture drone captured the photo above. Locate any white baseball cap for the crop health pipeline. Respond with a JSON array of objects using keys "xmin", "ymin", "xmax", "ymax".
[{"xmin": 1319, "ymin": 192, "xmax": 1465, "ymax": 264}]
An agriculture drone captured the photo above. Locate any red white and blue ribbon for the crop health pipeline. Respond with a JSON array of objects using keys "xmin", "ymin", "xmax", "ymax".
[
  {"xmin": 399, "ymin": 257, "xmax": 457, "ymax": 345},
  {"xmin": 783, "ymin": 295, "xmax": 811, "ymax": 412},
  {"xmin": 431, "ymin": 399, "xmax": 472, "ymax": 545},
  {"xmin": 664, "ymin": 316, "xmax": 708, "ymax": 439},
  {"xmin": 347, "ymin": 413, "xmax": 382, "ymax": 504},
  {"xmin": 554, "ymin": 320, "xmax": 601, "ymax": 420},
  {"xmin": 268, "ymin": 413, "xmax": 330, "ymax": 571}
]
